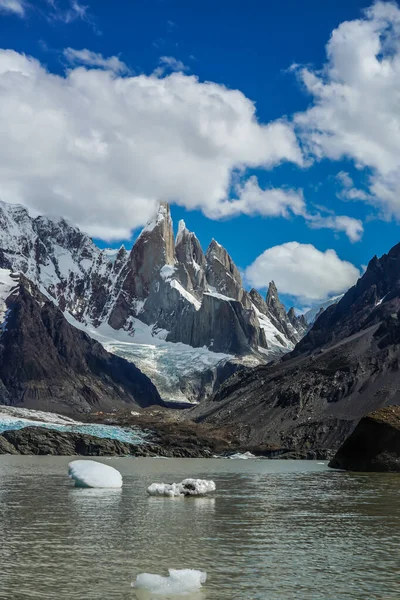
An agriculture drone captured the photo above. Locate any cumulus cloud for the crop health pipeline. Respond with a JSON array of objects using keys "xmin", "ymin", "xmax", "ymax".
[
  {"xmin": 0, "ymin": 49, "xmax": 303, "ymax": 240},
  {"xmin": 210, "ymin": 176, "xmax": 306, "ymax": 219},
  {"xmin": 245, "ymin": 242, "xmax": 360, "ymax": 303},
  {"xmin": 306, "ymin": 213, "xmax": 364, "ymax": 242},
  {"xmin": 63, "ymin": 48, "xmax": 129, "ymax": 74},
  {"xmin": 211, "ymin": 176, "xmax": 363, "ymax": 241},
  {"xmin": 294, "ymin": 2, "xmax": 400, "ymax": 220},
  {"xmin": 0, "ymin": 0, "xmax": 25, "ymax": 16}
]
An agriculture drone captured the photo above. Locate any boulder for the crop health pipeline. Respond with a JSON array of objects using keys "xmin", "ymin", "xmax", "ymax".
[{"xmin": 329, "ymin": 406, "xmax": 400, "ymax": 472}]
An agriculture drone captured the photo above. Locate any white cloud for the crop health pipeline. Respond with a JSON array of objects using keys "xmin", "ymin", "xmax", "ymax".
[
  {"xmin": 0, "ymin": 0, "xmax": 25, "ymax": 16},
  {"xmin": 59, "ymin": 0, "xmax": 88, "ymax": 23},
  {"xmin": 306, "ymin": 213, "xmax": 364, "ymax": 242},
  {"xmin": 294, "ymin": 2, "xmax": 400, "ymax": 220},
  {"xmin": 245, "ymin": 242, "xmax": 360, "ymax": 303},
  {"xmin": 158, "ymin": 56, "xmax": 188, "ymax": 72},
  {"xmin": 63, "ymin": 48, "xmax": 129, "ymax": 74},
  {"xmin": 0, "ymin": 49, "xmax": 302, "ymax": 240},
  {"xmin": 211, "ymin": 176, "xmax": 362, "ymax": 241},
  {"xmin": 47, "ymin": 0, "xmax": 99, "ymax": 32},
  {"xmin": 210, "ymin": 175, "xmax": 306, "ymax": 219}
]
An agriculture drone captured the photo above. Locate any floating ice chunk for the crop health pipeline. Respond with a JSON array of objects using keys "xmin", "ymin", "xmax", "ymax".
[
  {"xmin": 228, "ymin": 451, "xmax": 256, "ymax": 459},
  {"xmin": 147, "ymin": 478, "xmax": 216, "ymax": 497},
  {"xmin": 68, "ymin": 460, "xmax": 123, "ymax": 488},
  {"xmin": 132, "ymin": 569, "xmax": 207, "ymax": 595}
]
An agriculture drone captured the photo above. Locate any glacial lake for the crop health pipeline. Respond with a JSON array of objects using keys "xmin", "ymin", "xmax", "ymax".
[{"xmin": 0, "ymin": 457, "xmax": 398, "ymax": 599}]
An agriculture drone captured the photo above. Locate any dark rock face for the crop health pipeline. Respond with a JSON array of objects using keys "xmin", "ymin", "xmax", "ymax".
[
  {"xmin": 0, "ymin": 426, "xmax": 220, "ymax": 458},
  {"xmin": 1, "ymin": 427, "xmax": 135, "ymax": 456},
  {"xmin": 190, "ymin": 241, "xmax": 400, "ymax": 452},
  {"xmin": 205, "ymin": 239, "xmax": 243, "ymax": 301},
  {"xmin": 329, "ymin": 406, "xmax": 400, "ymax": 472},
  {"xmin": 190, "ymin": 320, "xmax": 400, "ymax": 451},
  {"xmin": 0, "ymin": 276, "xmax": 162, "ymax": 415},
  {"xmin": 293, "ymin": 242, "xmax": 400, "ymax": 357}
]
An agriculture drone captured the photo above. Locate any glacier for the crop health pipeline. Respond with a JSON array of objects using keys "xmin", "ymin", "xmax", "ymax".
[
  {"xmin": 0, "ymin": 407, "xmax": 149, "ymax": 445},
  {"xmin": 62, "ymin": 314, "xmax": 233, "ymax": 404}
]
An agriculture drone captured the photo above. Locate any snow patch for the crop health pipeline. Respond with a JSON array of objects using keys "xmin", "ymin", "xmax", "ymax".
[
  {"xmin": 68, "ymin": 460, "xmax": 123, "ymax": 488},
  {"xmin": 169, "ymin": 279, "xmax": 201, "ymax": 310},
  {"xmin": 160, "ymin": 264, "xmax": 176, "ymax": 280},
  {"xmin": 0, "ymin": 269, "xmax": 18, "ymax": 332},
  {"xmin": 205, "ymin": 290, "xmax": 235, "ymax": 302},
  {"xmin": 176, "ymin": 219, "xmax": 187, "ymax": 244},
  {"xmin": 252, "ymin": 304, "xmax": 293, "ymax": 352},
  {"xmin": 141, "ymin": 203, "xmax": 169, "ymax": 235},
  {"xmin": 147, "ymin": 479, "xmax": 216, "ymax": 497}
]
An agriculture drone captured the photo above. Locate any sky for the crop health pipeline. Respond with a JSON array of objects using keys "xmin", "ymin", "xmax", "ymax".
[{"xmin": 1, "ymin": 0, "xmax": 400, "ymax": 310}]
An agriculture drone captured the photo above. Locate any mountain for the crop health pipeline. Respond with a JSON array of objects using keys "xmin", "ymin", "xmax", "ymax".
[
  {"xmin": 191, "ymin": 242, "xmax": 400, "ymax": 451},
  {"xmin": 0, "ymin": 200, "xmax": 306, "ymax": 403},
  {"xmin": 303, "ymin": 295, "xmax": 344, "ymax": 326},
  {"xmin": 0, "ymin": 270, "xmax": 162, "ymax": 415}
]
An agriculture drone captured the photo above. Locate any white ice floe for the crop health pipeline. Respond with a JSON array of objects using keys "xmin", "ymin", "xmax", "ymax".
[
  {"xmin": 68, "ymin": 460, "xmax": 123, "ymax": 488},
  {"xmin": 228, "ymin": 451, "xmax": 256, "ymax": 460},
  {"xmin": 147, "ymin": 479, "xmax": 216, "ymax": 497},
  {"xmin": 132, "ymin": 569, "xmax": 207, "ymax": 595}
]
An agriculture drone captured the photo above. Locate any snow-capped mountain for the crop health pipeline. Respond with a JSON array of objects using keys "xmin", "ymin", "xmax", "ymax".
[
  {"xmin": 303, "ymin": 295, "xmax": 344, "ymax": 325},
  {"xmin": 0, "ymin": 200, "xmax": 305, "ymax": 357},
  {"xmin": 0, "ymin": 269, "xmax": 162, "ymax": 414}
]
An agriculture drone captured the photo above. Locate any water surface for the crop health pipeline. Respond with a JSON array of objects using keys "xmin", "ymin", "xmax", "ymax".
[{"xmin": 0, "ymin": 457, "xmax": 398, "ymax": 599}]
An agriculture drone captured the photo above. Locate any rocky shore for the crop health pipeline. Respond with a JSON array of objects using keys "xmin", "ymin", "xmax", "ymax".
[
  {"xmin": 329, "ymin": 406, "xmax": 400, "ymax": 472},
  {"xmin": 0, "ymin": 410, "xmax": 334, "ymax": 459}
]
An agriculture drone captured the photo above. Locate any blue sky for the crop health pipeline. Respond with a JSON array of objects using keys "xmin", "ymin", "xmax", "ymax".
[{"xmin": 1, "ymin": 0, "xmax": 400, "ymax": 309}]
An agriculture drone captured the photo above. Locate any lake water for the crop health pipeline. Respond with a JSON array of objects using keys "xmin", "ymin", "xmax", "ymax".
[{"xmin": 0, "ymin": 457, "xmax": 398, "ymax": 599}]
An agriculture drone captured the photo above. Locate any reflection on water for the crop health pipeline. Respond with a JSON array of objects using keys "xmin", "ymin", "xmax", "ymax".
[
  {"xmin": 0, "ymin": 457, "xmax": 398, "ymax": 599},
  {"xmin": 133, "ymin": 591, "xmax": 207, "ymax": 600}
]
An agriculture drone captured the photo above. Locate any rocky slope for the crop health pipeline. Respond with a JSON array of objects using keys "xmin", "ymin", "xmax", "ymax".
[
  {"xmin": 329, "ymin": 406, "xmax": 400, "ymax": 472},
  {"xmin": 190, "ymin": 242, "xmax": 400, "ymax": 451},
  {"xmin": 0, "ymin": 270, "xmax": 162, "ymax": 414}
]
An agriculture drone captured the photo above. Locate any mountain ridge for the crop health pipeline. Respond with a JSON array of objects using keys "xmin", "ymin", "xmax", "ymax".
[
  {"xmin": 0, "ymin": 199, "xmax": 306, "ymax": 358},
  {"xmin": 190, "ymin": 240, "xmax": 400, "ymax": 450}
]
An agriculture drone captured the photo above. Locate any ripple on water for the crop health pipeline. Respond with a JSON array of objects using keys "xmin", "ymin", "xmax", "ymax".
[{"xmin": 0, "ymin": 458, "xmax": 398, "ymax": 600}]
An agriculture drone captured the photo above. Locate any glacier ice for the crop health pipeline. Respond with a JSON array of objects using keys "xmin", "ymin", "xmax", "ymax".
[
  {"xmin": 228, "ymin": 451, "xmax": 256, "ymax": 460},
  {"xmin": 147, "ymin": 478, "xmax": 216, "ymax": 497},
  {"xmin": 0, "ymin": 406, "xmax": 148, "ymax": 445},
  {"xmin": 132, "ymin": 569, "xmax": 207, "ymax": 595},
  {"xmin": 68, "ymin": 460, "xmax": 123, "ymax": 488}
]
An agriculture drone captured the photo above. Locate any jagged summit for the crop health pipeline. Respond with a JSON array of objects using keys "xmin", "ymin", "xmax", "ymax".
[{"xmin": 0, "ymin": 199, "xmax": 305, "ymax": 357}]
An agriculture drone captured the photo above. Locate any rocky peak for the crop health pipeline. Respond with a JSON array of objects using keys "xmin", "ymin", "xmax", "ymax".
[
  {"xmin": 175, "ymin": 220, "xmax": 207, "ymax": 295},
  {"xmin": 205, "ymin": 239, "xmax": 243, "ymax": 300},
  {"xmin": 266, "ymin": 281, "xmax": 287, "ymax": 322},
  {"xmin": 293, "ymin": 240, "xmax": 400, "ymax": 357},
  {"xmin": 0, "ymin": 199, "xmax": 310, "ymax": 358},
  {"xmin": 125, "ymin": 203, "xmax": 177, "ymax": 300},
  {"xmin": 249, "ymin": 288, "xmax": 269, "ymax": 315}
]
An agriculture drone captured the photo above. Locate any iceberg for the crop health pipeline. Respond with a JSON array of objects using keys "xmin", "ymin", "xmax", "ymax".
[
  {"xmin": 147, "ymin": 478, "xmax": 216, "ymax": 497},
  {"xmin": 68, "ymin": 460, "xmax": 123, "ymax": 488},
  {"xmin": 132, "ymin": 569, "xmax": 207, "ymax": 596},
  {"xmin": 228, "ymin": 451, "xmax": 256, "ymax": 460}
]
